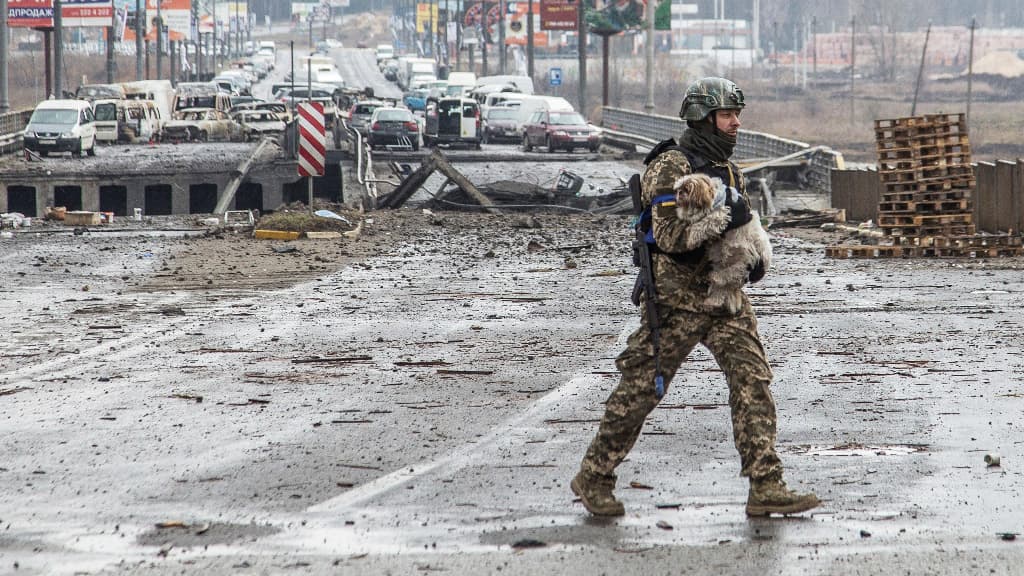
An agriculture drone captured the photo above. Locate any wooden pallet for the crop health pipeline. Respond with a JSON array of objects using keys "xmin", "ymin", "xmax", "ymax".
[
  {"xmin": 878, "ymin": 199, "xmax": 971, "ymax": 214},
  {"xmin": 875, "ymin": 113, "xmax": 967, "ymax": 134},
  {"xmin": 878, "ymin": 164, "xmax": 974, "ymax": 183},
  {"xmin": 825, "ymin": 245, "xmax": 916, "ymax": 259},
  {"xmin": 876, "ymin": 135, "xmax": 972, "ymax": 160},
  {"xmin": 885, "ymin": 223, "xmax": 977, "ymax": 238},
  {"xmin": 825, "ymin": 243, "xmax": 1024, "ymax": 259},
  {"xmin": 924, "ymin": 234, "xmax": 1024, "ymax": 248},
  {"xmin": 878, "ymin": 212, "xmax": 973, "ymax": 227},
  {"xmin": 882, "ymin": 176, "xmax": 975, "ymax": 194},
  {"xmin": 881, "ymin": 189, "xmax": 971, "ymax": 203}
]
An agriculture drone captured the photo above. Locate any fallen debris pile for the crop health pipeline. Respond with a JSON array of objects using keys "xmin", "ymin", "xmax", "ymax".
[{"xmin": 378, "ymin": 150, "xmax": 632, "ymax": 214}]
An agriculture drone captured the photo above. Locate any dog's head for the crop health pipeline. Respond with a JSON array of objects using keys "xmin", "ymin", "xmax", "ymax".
[{"xmin": 673, "ymin": 173, "xmax": 721, "ymax": 212}]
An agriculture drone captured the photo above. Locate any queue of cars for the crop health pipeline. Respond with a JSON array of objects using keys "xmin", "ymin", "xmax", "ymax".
[
  {"xmin": 23, "ymin": 44, "xmax": 292, "ymax": 157},
  {"xmin": 372, "ymin": 50, "xmax": 602, "ymax": 154}
]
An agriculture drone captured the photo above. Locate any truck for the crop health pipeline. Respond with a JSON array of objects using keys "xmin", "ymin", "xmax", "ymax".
[{"xmin": 398, "ymin": 58, "xmax": 437, "ymax": 90}]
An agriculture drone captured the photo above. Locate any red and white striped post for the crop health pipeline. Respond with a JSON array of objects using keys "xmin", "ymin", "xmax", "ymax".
[{"xmin": 297, "ymin": 101, "xmax": 326, "ymax": 213}]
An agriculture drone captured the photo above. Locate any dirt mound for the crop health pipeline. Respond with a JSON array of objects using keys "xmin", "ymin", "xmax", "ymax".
[{"xmin": 970, "ymin": 50, "xmax": 1024, "ymax": 78}]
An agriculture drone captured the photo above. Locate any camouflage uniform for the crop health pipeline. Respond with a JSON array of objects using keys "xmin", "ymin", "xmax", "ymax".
[
  {"xmin": 573, "ymin": 77, "xmax": 817, "ymax": 518},
  {"xmin": 578, "ymin": 148, "xmax": 782, "ymax": 488}
]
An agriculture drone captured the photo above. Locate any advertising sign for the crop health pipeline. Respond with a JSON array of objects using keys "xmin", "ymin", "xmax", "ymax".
[
  {"xmin": 7, "ymin": 0, "xmax": 53, "ymax": 28},
  {"xmin": 62, "ymin": 0, "xmax": 113, "ymax": 27},
  {"xmin": 540, "ymin": 0, "xmax": 576, "ymax": 31},
  {"xmin": 145, "ymin": 0, "xmax": 191, "ymax": 41},
  {"xmin": 504, "ymin": 1, "xmax": 545, "ymax": 47},
  {"xmin": 416, "ymin": 3, "xmax": 438, "ymax": 33}
]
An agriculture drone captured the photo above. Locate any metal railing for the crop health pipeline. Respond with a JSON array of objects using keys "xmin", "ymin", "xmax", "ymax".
[
  {"xmin": 0, "ymin": 109, "xmax": 33, "ymax": 156},
  {"xmin": 601, "ymin": 106, "xmax": 845, "ymax": 195}
]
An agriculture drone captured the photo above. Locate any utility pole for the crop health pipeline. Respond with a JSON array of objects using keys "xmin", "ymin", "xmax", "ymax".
[
  {"xmin": 751, "ymin": 0, "xmax": 758, "ymax": 59},
  {"xmin": 643, "ymin": 0, "xmax": 653, "ymax": 111},
  {"xmin": 577, "ymin": 0, "xmax": 586, "ymax": 116},
  {"xmin": 54, "ymin": 0, "xmax": 63, "ymax": 97},
  {"xmin": 0, "ymin": 0, "xmax": 10, "ymax": 111},
  {"xmin": 156, "ymin": 0, "xmax": 163, "ymax": 79},
  {"xmin": 967, "ymin": 16, "xmax": 976, "ymax": 125},
  {"xmin": 811, "ymin": 16, "xmax": 816, "ymax": 79},
  {"xmin": 527, "ymin": 0, "xmax": 534, "ymax": 79},
  {"xmin": 480, "ymin": 0, "xmax": 487, "ymax": 75},
  {"xmin": 911, "ymin": 21, "xmax": 931, "ymax": 116},
  {"xmin": 106, "ymin": 20, "xmax": 116, "ymax": 83},
  {"xmin": 212, "ymin": 0, "xmax": 218, "ymax": 71},
  {"xmin": 849, "ymin": 16, "xmax": 855, "ymax": 125},
  {"xmin": 136, "ymin": 0, "xmax": 143, "ymax": 79},
  {"xmin": 498, "ymin": 0, "xmax": 505, "ymax": 73}
]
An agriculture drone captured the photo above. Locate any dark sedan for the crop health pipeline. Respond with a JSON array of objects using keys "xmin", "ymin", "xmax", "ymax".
[{"xmin": 481, "ymin": 106, "xmax": 521, "ymax": 144}]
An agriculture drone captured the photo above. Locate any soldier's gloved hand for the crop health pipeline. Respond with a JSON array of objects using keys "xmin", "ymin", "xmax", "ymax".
[
  {"xmin": 723, "ymin": 187, "xmax": 753, "ymax": 232},
  {"xmin": 748, "ymin": 259, "xmax": 766, "ymax": 283}
]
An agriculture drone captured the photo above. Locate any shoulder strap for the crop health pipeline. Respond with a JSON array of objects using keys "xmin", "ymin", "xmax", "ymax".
[{"xmin": 643, "ymin": 138, "xmax": 680, "ymax": 165}]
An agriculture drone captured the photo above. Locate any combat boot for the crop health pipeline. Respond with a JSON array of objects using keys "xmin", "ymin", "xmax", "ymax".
[
  {"xmin": 571, "ymin": 471, "xmax": 625, "ymax": 516},
  {"xmin": 745, "ymin": 473, "xmax": 820, "ymax": 517}
]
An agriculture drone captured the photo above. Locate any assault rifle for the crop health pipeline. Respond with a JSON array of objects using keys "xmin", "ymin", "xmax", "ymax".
[{"xmin": 629, "ymin": 173, "xmax": 666, "ymax": 399}]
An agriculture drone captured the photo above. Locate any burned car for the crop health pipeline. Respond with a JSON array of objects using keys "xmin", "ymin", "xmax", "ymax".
[
  {"xmin": 232, "ymin": 109, "xmax": 286, "ymax": 142},
  {"xmin": 163, "ymin": 108, "xmax": 239, "ymax": 142}
]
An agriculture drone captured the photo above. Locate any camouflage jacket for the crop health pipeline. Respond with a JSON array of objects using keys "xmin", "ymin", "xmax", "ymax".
[{"xmin": 641, "ymin": 147, "xmax": 748, "ymax": 312}]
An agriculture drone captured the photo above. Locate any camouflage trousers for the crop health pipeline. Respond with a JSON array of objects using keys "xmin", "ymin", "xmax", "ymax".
[{"xmin": 580, "ymin": 294, "xmax": 783, "ymax": 485}]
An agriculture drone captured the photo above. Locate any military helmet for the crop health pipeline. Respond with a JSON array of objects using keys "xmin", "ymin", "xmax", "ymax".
[{"xmin": 679, "ymin": 77, "xmax": 745, "ymax": 122}]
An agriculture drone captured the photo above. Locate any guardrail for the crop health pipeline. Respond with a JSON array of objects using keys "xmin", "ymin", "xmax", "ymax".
[
  {"xmin": 601, "ymin": 106, "xmax": 845, "ymax": 195},
  {"xmin": 0, "ymin": 109, "xmax": 33, "ymax": 156}
]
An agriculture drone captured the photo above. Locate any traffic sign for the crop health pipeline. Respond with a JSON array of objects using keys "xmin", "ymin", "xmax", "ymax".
[
  {"xmin": 549, "ymin": 67, "xmax": 562, "ymax": 86},
  {"xmin": 297, "ymin": 102, "xmax": 326, "ymax": 177}
]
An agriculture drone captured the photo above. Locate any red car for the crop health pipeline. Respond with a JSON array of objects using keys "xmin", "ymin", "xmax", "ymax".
[{"xmin": 522, "ymin": 110, "xmax": 602, "ymax": 153}]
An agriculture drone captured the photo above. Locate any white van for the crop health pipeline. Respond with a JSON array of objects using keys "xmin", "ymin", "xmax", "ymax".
[
  {"xmin": 93, "ymin": 98, "xmax": 163, "ymax": 143},
  {"xmin": 483, "ymin": 91, "xmax": 525, "ymax": 113},
  {"xmin": 514, "ymin": 95, "xmax": 574, "ymax": 128},
  {"xmin": 476, "ymin": 74, "xmax": 535, "ymax": 95},
  {"xmin": 375, "ymin": 43, "xmax": 394, "ymax": 65},
  {"xmin": 123, "ymin": 80, "xmax": 174, "ymax": 126},
  {"xmin": 446, "ymin": 71, "xmax": 476, "ymax": 87},
  {"xmin": 24, "ymin": 99, "xmax": 97, "ymax": 157}
]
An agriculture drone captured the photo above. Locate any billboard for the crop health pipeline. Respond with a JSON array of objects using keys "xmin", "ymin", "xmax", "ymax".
[
  {"xmin": 62, "ymin": 0, "xmax": 114, "ymax": 27},
  {"xmin": 8, "ymin": 0, "xmax": 120, "ymax": 29},
  {"xmin": 504, "ymin": 1, "xmax": 546, "ymax": 48},
  {"xmin": 416, "ymin": 2, "xmax": 437, "ymax": 34},
  {"xmin": 145, "ymin": 0, "xmax": 190, "ymax": 41},
  {"xmin": 540, "ymin": 0, "xmax": 576, "ymax": 31},
  {"xmin": 7, "ymin": 0, "xmax": 53, "ymax": 27}
]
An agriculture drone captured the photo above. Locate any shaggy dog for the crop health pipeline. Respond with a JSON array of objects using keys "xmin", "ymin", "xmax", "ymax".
[{"xmin": 673, "ymin": 173, "xmax": 773, "ymax": 314}]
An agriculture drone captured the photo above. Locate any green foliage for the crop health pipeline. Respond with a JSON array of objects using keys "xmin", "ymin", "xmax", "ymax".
[
  {"xmin": 586, "ymin": 0, "xmax": 644, "ymax": 34},
  {"xmin": 655, "ymin": 0, "xmax": 670, "ymax": 30}
]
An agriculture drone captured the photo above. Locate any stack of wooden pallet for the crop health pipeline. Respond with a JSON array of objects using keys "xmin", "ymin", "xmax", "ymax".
[{"xmin": 826, "ymin": 113, "xmax": 1023, "ymax": 258}]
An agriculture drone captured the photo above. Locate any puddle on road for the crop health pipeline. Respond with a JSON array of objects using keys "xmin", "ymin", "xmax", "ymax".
[
  {"xmin": 789, "ymin": 444, "xmax": 928, "ymax": 457},
  {"xmin": 136, "ymin": 521, "xmax": 279, "ymax": 547}
]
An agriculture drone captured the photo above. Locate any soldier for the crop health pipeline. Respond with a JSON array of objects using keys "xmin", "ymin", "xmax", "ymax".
[{"xmin": 571, "ymin": 77, "xmax": 820, "ymax": 517}]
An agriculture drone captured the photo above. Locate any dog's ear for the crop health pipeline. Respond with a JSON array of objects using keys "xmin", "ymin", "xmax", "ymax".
[{"xmin": 674, "ymin": 174, "xmax": 699, "ymax": 193}]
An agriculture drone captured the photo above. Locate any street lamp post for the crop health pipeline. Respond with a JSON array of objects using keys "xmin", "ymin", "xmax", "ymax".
[
  {"xmin": 156, "ymin": 0, "xmax": 162, "ymax": 79},
  {"xmin": 0, "ymin": 0, "xmax": 10, "ymax": 111},
  {"xmin": 54, "ymin": 0, "xmax": 63, "ymax": 97}
]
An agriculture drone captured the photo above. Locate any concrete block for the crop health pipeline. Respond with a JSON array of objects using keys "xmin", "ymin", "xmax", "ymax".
[
  {"xmin": 253, "ymin": 229, "xmax": 300, "ymax": 240},
  {"xmin": 64, "ymin": 211, "xmax": 102, "ymax": 226}
]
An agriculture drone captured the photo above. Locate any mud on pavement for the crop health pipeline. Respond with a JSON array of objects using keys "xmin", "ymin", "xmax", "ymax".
[{"xmin": 1, "ymin": 212, "xmax": 1024, "ymax": 576}]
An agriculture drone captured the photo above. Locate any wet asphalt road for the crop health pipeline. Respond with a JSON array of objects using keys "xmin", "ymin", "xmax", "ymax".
[{"xmin": 1, "ymin": 215, "xmax": 1023, "ymax": 575}]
